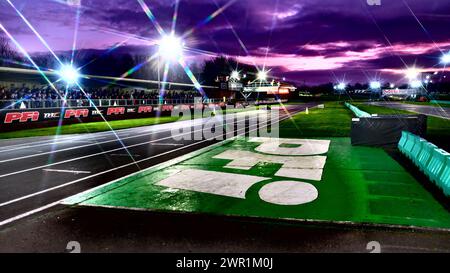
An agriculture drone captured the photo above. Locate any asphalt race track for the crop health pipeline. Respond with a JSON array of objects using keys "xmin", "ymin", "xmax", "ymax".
[
  {"xmin": 367, "ymin": 102, "xmax": 450, "ymax": 119},
  {"xmin": 0, "ymin": 103, "xmax": 314, "ymax": 228},
  {"xmin": 0, "ymin": 102, "xmax": 449, "ymax": 253},
  {"xmin": 1, "ymin": 204, "xmax": 450, "ymax": 253}
]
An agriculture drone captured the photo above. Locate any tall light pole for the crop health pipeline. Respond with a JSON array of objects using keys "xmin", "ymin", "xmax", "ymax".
[
  {"xmin": 157, "ymin": 34, "xmax": 184, "ymax": 101},
  {"xmin": 157, "ymin": 55, "xmax": 161, "ymax": 91}
]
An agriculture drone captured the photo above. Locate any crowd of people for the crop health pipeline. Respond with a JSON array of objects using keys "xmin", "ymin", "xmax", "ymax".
[{"xmin": 0, "ymin": 84, "xmax": 200, "ymax": 109}]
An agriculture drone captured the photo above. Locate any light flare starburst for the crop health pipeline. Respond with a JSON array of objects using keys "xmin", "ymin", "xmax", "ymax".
[
  {"xmin": 58, "ymin": 64, "xmax": 80, "ymax": 86},
  {"xmin": 158, "ymin": 34, "xmax": 184, "ymax": 62}
]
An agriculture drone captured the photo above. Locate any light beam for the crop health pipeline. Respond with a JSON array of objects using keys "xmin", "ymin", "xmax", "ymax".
[{"xmin": 58, "ymin": 64, "xmax": 80, "ymax": 86}]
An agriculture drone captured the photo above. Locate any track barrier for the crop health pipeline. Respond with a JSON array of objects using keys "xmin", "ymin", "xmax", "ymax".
[
  {"xmin": 398, "ymin": 131, "xmax": 450, "ymax": 197},
  {"xmin": 344, "ymin": 102, "xmax": 371, "ymax": 118}
]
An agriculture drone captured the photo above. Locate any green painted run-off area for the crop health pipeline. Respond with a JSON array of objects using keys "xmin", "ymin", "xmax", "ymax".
[{"xmin": 65, "ymin": 136, "xmax": 450, "ymax": 229}]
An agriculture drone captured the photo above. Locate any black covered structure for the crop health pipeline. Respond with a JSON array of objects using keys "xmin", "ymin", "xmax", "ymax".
[{"xmin": 351, "ymin": 114, "xmax": 427, "ymax": 147}]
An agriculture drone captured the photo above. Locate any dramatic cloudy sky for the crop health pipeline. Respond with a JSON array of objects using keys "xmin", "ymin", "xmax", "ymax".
[{"xmin": 1, "ymin": 0, "xmax": 450, "ymax": 84}]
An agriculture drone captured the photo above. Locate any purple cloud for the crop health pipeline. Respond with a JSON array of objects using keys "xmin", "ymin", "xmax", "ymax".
[{"xmin": 1, "ymin": 0, "xmax": 450, "ymax": 84}]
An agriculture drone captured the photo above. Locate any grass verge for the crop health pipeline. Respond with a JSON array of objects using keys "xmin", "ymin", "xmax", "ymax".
[
  {"xmin": 0, "ymin": 116, "xmax": 179, "ymax": 139},
  {"xmin": 279, "ymin": 101, "xmax": 351, "ymax": 138},
  {"xmin": 0, "ymin": 106, "xmax": 269, "ymax": 139}
]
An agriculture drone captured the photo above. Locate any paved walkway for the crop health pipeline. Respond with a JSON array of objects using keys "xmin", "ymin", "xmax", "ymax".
[{"xmin": 367, "ymin": 102, "xmax": 450, "ymax": 119}]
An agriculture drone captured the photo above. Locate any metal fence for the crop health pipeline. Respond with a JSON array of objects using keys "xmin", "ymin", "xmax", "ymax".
[{"xmin": 0, "ymin": 98, "xmax": 226, "ymax": 110}]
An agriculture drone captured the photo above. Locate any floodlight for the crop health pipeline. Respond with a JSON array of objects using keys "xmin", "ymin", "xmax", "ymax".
[
  {"xmin": 58, "ymin": 64, "xmax": 80, "ymax": 85},
  {"xmin": 158, "ymin": 34, "xmax": 184, "ymax": 61},
  {"xmin": 337, "ymin": 83, "xmax": 346, "ymax": 90},
  {"xmin": 405, "ymin": 68, "xmax": 420, "ymax": 80},
  {"xmin": 257, "ymin": 70, "xmax": 268, "ymax": 81},
  {"xmin": 390, "ymin": 83, "xmax": 395, "ymax": 88},
  {"xmin": 410, "ymin": 80, "xmax": 422, "ymax": 88},
  {"xmin": 230, "ymin": 71, "xmax": 240, "ymax": 80},
  {"xmin": 370, "ymin": 81, "xmax": 381, "ymax": 89},
  {"xmin": 67, "ymin": 0, "xmax": 81, "ymax": 7},
  {"xmin": 441, "ymin": 53, "xmax": 450, "ymax": 65}
]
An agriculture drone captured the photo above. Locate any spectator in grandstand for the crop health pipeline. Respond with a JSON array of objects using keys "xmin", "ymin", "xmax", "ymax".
[{"xmin": 0, "ymin": 84, "xmax": 199, "ymax": 109}]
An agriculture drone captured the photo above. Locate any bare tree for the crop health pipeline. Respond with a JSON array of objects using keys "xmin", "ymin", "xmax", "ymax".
[{"xmin": 0, "ymin": 34, "xmax": 18, "ymax": 66}]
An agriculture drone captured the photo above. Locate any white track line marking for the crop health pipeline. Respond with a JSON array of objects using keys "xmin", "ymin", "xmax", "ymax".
[
  {"xmin": 150, "ymin": 143, "xmax": 184, "ymax": 146},
  {"xmin": 0, "ymin": 107, "xmax": 270, "ymax": 151},
  {"xmin": 0, "ymin": 121, "xmax": 174, "ymax": 152},
  {"xmin": 43, "ymin": 169, "xmax": 91, "ymax": 174},
  {"xmin": 0, "ymin": 135, "xmax": 112, "ymax": 151},
  {"xmin": 0, "ymin": 111, "xmax": 263, "ymax": 168},
  {"xmin": 0, "ymin": 109, "xmax": 262, "ymax": 151},
  {"xmin": 0, "ymin": 107, "xmax": 307, "ymax": 227},
  {"xmin": 110, "ymin": 153, "xmax": 141, "ymax": 157},
  {"xmin": 0, "ymin": 200, "xmax": 61, "ymax": 227},
  {"xmin": 0, "ymin": 113, "xmax": 246, "ymax": 163},
  {"xmin": 0, "ymin": 121, "xmax": 209, "ymax": 163},
  {"xmin": 0, "ymin": 137, "xmax": 108, "ymax": 153},
  {"xmin": 0, "ymin": 131, "xmax": 196, "ymax": 178},
  {"xmin": 0, "ymin": 128, "xmax": 176, "ymax": 162},
  {"xmin": 0, "ymin": 138, "xmax": 214, "ymax": 209},
  {"xmin": 0, "ymin": 111, "xmax": 260, "ymax": 178},
  {"xmin": 0, "ymin": 119, "xmax": 174, "ymax": 148}
]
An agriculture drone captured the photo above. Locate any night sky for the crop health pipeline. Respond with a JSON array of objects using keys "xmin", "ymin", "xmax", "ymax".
[{"xmin": 1, "ymin": 0, "xmax": 450, "ymax": 84}]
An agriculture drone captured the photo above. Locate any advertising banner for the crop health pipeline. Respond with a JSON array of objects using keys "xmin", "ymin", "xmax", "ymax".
[{"xmin": 0, "ymin": 104, "xmax": 181, "ymax": 132}]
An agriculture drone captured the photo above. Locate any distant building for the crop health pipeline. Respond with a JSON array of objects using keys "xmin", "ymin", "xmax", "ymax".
[
  {"xmin": 243, "ymin": 81, "xmax": 296, "ymax": 95},
  {"xmin": 382, "ymin": 88, "xmax": 424, "ymax": 100}
]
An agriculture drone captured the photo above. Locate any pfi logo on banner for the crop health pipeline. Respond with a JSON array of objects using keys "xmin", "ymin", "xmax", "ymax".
[
  {"xmin": 138, "ymin": 106, "xmax": 153, "ymax": 113},
  {"xmin": 107, "ymin": 107, "xmax": 125, "ymax": 115},
  {"xmin": 64, "ymin": 109, "xmax": 89, "ymax": 119},
  {"xmin": 4, "ymin": 111, "xmax": 39, "ymax": 123}
]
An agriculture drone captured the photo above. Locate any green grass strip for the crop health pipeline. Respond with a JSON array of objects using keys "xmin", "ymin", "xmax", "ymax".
[
  {"xmin": 0, "ymin": 116, "xmax": 179, "ymax": 139},
  {"xmin": 279, "ymin": 102, "xmax": 352, "ymax": 138}
]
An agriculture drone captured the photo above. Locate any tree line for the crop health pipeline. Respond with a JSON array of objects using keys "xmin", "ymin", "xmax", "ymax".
[{"xmin": 0, "ymin": 35, "xmax": 256, "ymax": 88}]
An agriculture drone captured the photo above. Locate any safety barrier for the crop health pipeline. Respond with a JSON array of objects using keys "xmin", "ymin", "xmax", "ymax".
[
  {"xmin": 398, "ymin": 131, "xmax": 450, "ymax": 196},
  {"xmin": 344, "ymin": 102, "xmax": 371, "ymax": 118},
  {"xmin": 430, "ymin": 100, "xmax": 450, "ymax": 105}
]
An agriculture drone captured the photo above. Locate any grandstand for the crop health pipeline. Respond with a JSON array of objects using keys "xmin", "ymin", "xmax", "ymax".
[
  {"xmin": 1, "ymin": 68, "xmax": 299, "ymax": 111},
  {"xmin": 0, "ymin": 66, "xmax": 225, "ymax": 110},
  {"xmin": 0, "ymin": 83, "xmax": 200, "ymax": 109}
]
